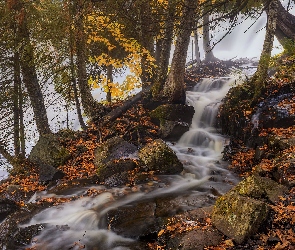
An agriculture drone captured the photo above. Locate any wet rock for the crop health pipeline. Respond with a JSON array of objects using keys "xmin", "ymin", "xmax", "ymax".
[
  {"xmin": 167, "ymin": 228, "xmax": 223, "ymax": 250},
  {"xmin": 138, "ymin": 139, "xmax": 183, "ymax": 174},
  {"xmin": 97, "ymin": 159, "xmax": 137, "ymax": 184},
  {"xmin": 0, "ymin": 199, "xmax": 19, "ymax": 222},
  {"xmin": 254, "ymin": 93, "xmax": 295, "ymax": 129},
  {"xmin": 0, "ymin": 203, "xmax": 51, "ymax": 249},
  {"xmin": 108, "ymin": 201, "xmax": 161, "ymax": 239},
  {"xmin": 29, "ymin": 133, "xmax": 70, "ymax": 169},
  {"xmin": 38, "ymin": 163, "xmax": 65, "ymax": 183},
  {"xmin": 150, "ymin": 104, "xmax": 195, "ymax": 141},
  {"xmin": 94, "ymin": 137, "xmax": 137, "ymax": 167}
]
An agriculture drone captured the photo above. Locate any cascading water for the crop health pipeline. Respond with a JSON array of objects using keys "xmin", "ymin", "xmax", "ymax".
[{"xmin": 21, "ymin": 77, "xmax": 241, "ymax": 250}]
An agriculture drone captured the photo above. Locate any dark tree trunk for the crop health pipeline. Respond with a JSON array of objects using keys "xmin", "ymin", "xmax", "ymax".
[
  {"xmin": 152, "ymin": 0, "xmax": 175, "ymax": 99},
  {"xmin": 138, "ymin": 1, "xmax": 154, "ymax": 89},
  {"xmin": 162, "ymin": 0, "xmax": 197, "ymax": 104},
  {"xmin": 272, "ymin": 0, "xmax": 295, "ymax": 46},
  {"xmin": 17, "ymin": 1, "xmax": 51, "ymax": 136},
  {"xmin": 74, "ymin": 0, "xmax": 103, "ymax": 119},
  {"xmin": 106, "ymin": 65, "xmax": 113, "ymax": 103}
]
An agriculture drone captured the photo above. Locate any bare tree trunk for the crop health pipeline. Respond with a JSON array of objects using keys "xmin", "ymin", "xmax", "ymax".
[
  {"xmin": 152, "ymin": 0, "xmax": 175, "ymax": 99},
  {"xmin": 106, "ymin": 65, "xmax": 113, "ymax": 103},
  {"xmin": 162, "ymin": 0, "xmax": 197, "ymax": 104},
  {"xmin": 194, "ymin": 30, "xmax": 201, "ymax": 65},
  {"xmin": 16, "ymin": 1, "xmax": 51, "ymax": 136},
  {"xmin": 270, "ymin": 0, "xmax": 295, "ymax": 46},
  {"xmin": 74, "ymin": 0, "xmax": 103, "ymax": 119},
  {"xmin": 69, "ymin": 11, "xmax": 87, "ymax": 131},
  {"xmin": 202, "ymin": 2, "xmax": 217, "ymax": 63},
  {"xmin": 138, "ymin": 1, "xmax": 154, "ymax": 90},
  {"xmin": 252, "ymin": 0, "xmax": 278, "ymax": 98}
]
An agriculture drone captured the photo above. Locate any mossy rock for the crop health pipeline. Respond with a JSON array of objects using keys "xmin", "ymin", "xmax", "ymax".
[
  {"xmin": 212, "ymin": 175, "xmax": 287, "ymax": 243},
  {"xmin": 150, "ymin": 104, "xmax": 195, "ymax": 124},
  {"xmin": 29, "ymin": 133, "xmax": 70, "ymax": 168},
  {"xmin": 138, "ymin": 139, "xmax": 183, "ymax": 174},
  {"xmin": 212, "ymin": 193, "xmax": 269, "ymax": 244},
  {"xmin": 235, "ymin": 175, "xmax": 287, "ymax": 203}
]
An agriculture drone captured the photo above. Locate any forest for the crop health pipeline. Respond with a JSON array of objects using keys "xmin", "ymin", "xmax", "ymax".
[{"xmin": 0, "ymin": 0, "xmax": 295, "ymax": 249}]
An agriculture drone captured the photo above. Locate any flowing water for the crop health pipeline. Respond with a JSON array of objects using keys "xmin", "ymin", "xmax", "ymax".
[{"xmin": 21, "ymin": 77, "xmax": 241, "ymax": 250}]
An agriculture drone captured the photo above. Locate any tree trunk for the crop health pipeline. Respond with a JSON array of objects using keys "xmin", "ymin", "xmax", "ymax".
[
  {"xmin": 271, "ymin": 0, "xmax": 295, "ymax": 46},
  {"xmin": 138, "ymin": 1, "xmax": 154, "ymax": 90},
  {"xmin": 152, "ymin": 0, "xmax": 175, "ymax": 99},
  {"xmin": 106, "ymin": 65, "xmax": 113, "ymax": 103},
  {"xmin": 194, "ymin": 30, "xmax": 201, "ymax": 65},
  {"xmin": 162, "ymin": 0, "xmax": 197, "ymax": 104},
  {"xmin": 252, "ymin": 0, "xmax": 278, "ymax": 98},
  {"xmin": 202, "ymin": 2, "xmax": 217, "ymax": 63},
  {"xmin": 74, "ymin": 0, "xmax": 103, "ymax": 119},
  {"xmin": 17, "ymin": 1, "xmax": 51, "ymax": 136}
]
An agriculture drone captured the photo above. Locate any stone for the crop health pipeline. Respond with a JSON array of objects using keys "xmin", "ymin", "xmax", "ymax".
[
  {"xmin": 94, "ymin": 137, "xmax": 138, "ymax": 182},
  {"xmin": 0, "ymin": 199, "xmax": 19, "ymax": 222},
  {"xmin": 94, "ymin": 137, "xmax": 137, "ymax": 167},
  {"xmin": 171, "ymin": 228, "xmax": 223, "ymax": 250},
  {"xmin": 138, "ymin": 139, "xmax": 183, "ymax": 174},
  {"xmin": 29, "ymin": 133, "xmax": 70, "ymax": 169},
  {"xmin": 150, "ymin": 104, "xmax": 195, "ymax": 141},
  {"xmin": 107, "ymin": 201, "xmax": 159, "ymax": 239},
  {"xmin": 150, "ymin": 104, "xmax": 195, "ymax": 124},
  {"xmin": 212, "ymin": 192, "xmax": 269, "ymax": 244},
  {"xmin": 159, "ymin": 120, "xmax": 190, "ymax": 141}
]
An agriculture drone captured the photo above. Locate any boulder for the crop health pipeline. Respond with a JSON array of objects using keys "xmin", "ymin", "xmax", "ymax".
[
  {"xmin": 107, "ymin": 201, "xmax": 159, "ymax": 239},
  {"xmin": 29, "ymin": 134, "xmax": 70, "ymax": 169},
  {"xmin": 150, "ymin": 104, "xmax": 195, "ymax": 141},
  {"xmin": 167, "ymin": 228, "xmax": 223, "ymax": 250},
  {"xmin": 212, "ymin": 175, "xmax": 288, "ymax": 243},
  {"xmin": 0, "ymin": 199, "xmax": 19, "ymax": 222},
  {"xmin": 138, "ymin": 139, "xmax": 183, "ymax": 174},
  {"xmin": 94, "ymin": 137, "xmax": 138, "ymax": 183},
  {"xmin": 212, "ymin": 193, "xmax": 269, "ymax": 244}
]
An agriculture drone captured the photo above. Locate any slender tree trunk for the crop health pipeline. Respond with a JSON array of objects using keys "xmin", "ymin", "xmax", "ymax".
[
  {"xmin": 69, "ymin": 11, "xmax": 87, "ymax": 131},
  {"xmin": 203, "ymin": 2, "xmax": 217, "ymax": 63},
  {"xmin": 106, "ymin": 65, "xmax": 113, "ymax": 103},
  {"xmin": 162, "ymin": 0, "xmax": 197, "ymax": 104},
  {"xmin": 138, "ymin": 1, "xmax": 154, "ymax": 89},
  {"xmin": 252, "ymin": 0, "xmax": 278, "ymax": 98},
  {"xmin": 152, "ymin": 0, "xmax": 175, "ymax": 99},
  {"xmin": 194, "ymin": 30, "xmax": 201, "ymax": 65},
  {"xmin": 13, "ymin": 52, "xmax": 21, "ymax": 157},
  {"xmin": 74, "ymin": 0, "xmax": 103, "ymax": 119},
  {"xmin": 16, "ymin": 1, "xmax": 51, "ymax": 136}
]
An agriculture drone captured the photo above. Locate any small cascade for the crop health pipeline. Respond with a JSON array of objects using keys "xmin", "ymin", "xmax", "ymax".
[{"xmin": 22, "ymin": 77, "xmax": 241, "ymax": 250}]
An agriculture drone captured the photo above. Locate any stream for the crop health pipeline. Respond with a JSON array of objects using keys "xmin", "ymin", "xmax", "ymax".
[{"xmin": 21, "ymin": 76, "xmax": 242, "ymax": 250}]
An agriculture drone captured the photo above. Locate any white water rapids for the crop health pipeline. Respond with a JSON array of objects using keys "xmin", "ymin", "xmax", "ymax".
[{"xmin": 21, "ymin": 77, "xmax": 242, "ymax": 250}]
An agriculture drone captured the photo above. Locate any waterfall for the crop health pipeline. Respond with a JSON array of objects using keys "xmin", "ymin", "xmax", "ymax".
[{"xmin": 21, "ymin": 77, "xmax": 241, "ymax": 250}]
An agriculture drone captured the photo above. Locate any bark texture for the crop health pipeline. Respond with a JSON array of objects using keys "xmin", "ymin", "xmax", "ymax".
[
  {"xmin": 162, "ymin": 0, "xmax": 197, "ymax": 104},
  {"xmin": 253, "ymin": 0, "xmax": 278, "ymax": 97},
  {"xmin": 17, "ymin": 1, "xmax": 51, "ymax": 136}
]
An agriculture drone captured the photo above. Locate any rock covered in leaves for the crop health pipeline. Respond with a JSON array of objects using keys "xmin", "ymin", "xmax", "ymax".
[
  {"xmin": 212, "ymin": 175, "xmax": 287, "ymax": 243},
  {"xmin": 150, "ymin": 104, "xmax": 195, "ymax": 141},
  {"xmin": 94, "ymin": 137, "xmax": 138, "ymax": 185},
  {"xmin": 138, "ymin": 139, "xmax": 183, "ymax": 174}
]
